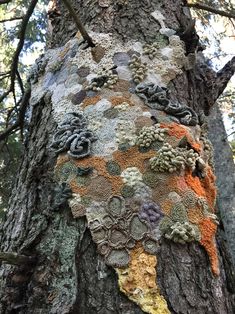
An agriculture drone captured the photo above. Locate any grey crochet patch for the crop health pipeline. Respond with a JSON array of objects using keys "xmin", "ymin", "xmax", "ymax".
[{"xmin": 51, "ymin": 112, "xmax": 97, "ymax": 158}]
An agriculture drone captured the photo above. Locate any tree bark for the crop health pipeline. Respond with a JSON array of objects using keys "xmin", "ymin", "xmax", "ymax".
[{"xmin": 0, "ymin": 0, "xmax": 235, "ymax": 313}]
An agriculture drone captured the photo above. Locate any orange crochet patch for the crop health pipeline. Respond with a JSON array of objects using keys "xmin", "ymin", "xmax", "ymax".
[
  {"xmin": 69, "ymin": 179, "xmax": 88, "ymax": 196},
  {"xmin": 113, "ymin": 146, "xmax": 155, "ymax": 172},
  {"xmin": 109, "ymin": 96, "xmax": 133, "ymax": 107},
  {"xmin": 160, "ymin": 199, "xmax": 173, "ymax": 215},
  {"xmin": 187, "ymin": 207, "xmax": 204, "ymax": 224},
  {"xmin": 200, "ymin": 167, "xmax": 217, "ymax": 209},
  {"xmin": 56, "ymin": 154, "xmax": 70, "ymax": 167},
  {"xmin": 198, "ymin": 218, "xmax": 219, "ymax": 276},
  {"xmin": 177, "ymin": 176, "xmax": 188, "ymax": 191},
  {"xmin": 81, "ymin": 95, "xmax": 102, "ymax": 108},
  {"xmin": 160, "ymin": 122, "xmax": 201, "ymax": 153},
  {"xmin": 184, "ymin": 170, "xmax": 205, "ymax": 197},
  {"xmin": 184, "ymin": 168, "xmax": 216, "ymax": 209},
  {"xmin": 73, "ymin": 156, "xmax": 123, "ymax": 195},
  {"xmin": 165, "ymin": 175, "xmax": 182, "ymax": 193}
]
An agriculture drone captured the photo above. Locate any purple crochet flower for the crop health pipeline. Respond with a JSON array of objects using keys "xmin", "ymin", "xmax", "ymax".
[{"xmin": 139, "ymin": 202, "xmax": 164, "ymax": 227}]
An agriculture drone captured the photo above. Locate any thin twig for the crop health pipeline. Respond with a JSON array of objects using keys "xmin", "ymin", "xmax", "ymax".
[
  {"xmin": 0, "ymin": 0, "xmax": 12, "ymax": 4},
  {"xmin": 0, "ymin": 16, "xmax": 23, "ymax": 23},
  {"xmin": 215, "ymin": 56, "xmax": 235, "ymax": 100},
  {"xmin": 0, "ymin": 71, "xmax": 10, "ymax": 76},
  {"xmin": 187, "ymin": 2, "xmax": 235, "ymax": 19},
  {"xmin": 226, "ymin": 130, "xmax": 235, "ymax": 138},
  {"xmin": 16, "ymin": 70, "xmax": 24, "ymax": 94},
  {"xmin": 10, "ymin": 0, "xmax": 38, "ymax": 91},
  {"xmin": 0, "ymin": 72, "xmax": 10, "ymax": 81},
  {"xmin": 0, "ymin": 0, "xmax": 38, "ymax": 141},
  {"xmin": 62, "ymin": 0, "xmax": 95, "ymax": 47},
  {"xmin": 0, "ymin": 89, "xmax": 11, "ymax": 103},
  {"xmin": 0, "ymin": 88, "xmax": 31, "ymax": 142}
]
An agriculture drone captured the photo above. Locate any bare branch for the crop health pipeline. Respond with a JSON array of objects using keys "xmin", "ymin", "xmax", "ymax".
[
  {"xmin": 0, "ymin": 16, "xmax": 23, "ymax": 23},
  {"xmin": 0, "ymin": 71, "xmax": 10, "ymax": 76},
  {"xmin": 226, "ymin": 130, "xmax": 235, "ymax": 138},
  {"xmin": 0, "ymin": 0, "xmax": 38, "ymax": 141},
  {"xmin": 16, "ymin": 70, "xmax": 24, "ymax": 94},
  {"xmin": 187, "ymin": 2, "xmax": 235, "ymax": 19},
  {"xmin": 0, "ymin": 251, "xmax": 37, "ymax": 266},
  {"xmin": 10, "ymin": 0, "xmax": 38, "ymax": 91},
  {"xmin": 0, "ymin": 89, "xmax": 11, "ymax": 103},
  {"xmin": 61, "ymin": 0, "xmax": 95, "ymax": 47},
  {"xmin": 0, "ymin": 88, "xmax": 31, "ymax": 142},
  {"xmin": 214, "ymin": 56, "xmax": 235, "ymax": 101},
  {"xmin": 0, "ymin": 0, "xmax": 12, "ymax": 4},
  {"xmin": 0, "ymin": 72, "xmax": 10, "ymax": 81}
]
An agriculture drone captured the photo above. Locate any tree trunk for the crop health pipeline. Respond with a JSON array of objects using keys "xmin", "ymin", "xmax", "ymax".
[{"xmin": 0, "ymin": 0, "xmax": 235, "ymax": 313}]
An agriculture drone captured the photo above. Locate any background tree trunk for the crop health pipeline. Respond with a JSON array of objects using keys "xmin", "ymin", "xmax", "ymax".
[
  {"xmin": 208, "ymin": 105, "xmax": 235, "ymax": 265},
  {"xmin": 0, "ymin": 0, "xmax": 235, "ymax": 313}
]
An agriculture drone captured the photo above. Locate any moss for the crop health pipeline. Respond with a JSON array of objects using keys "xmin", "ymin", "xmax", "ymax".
[
  {"xmin": 121, "ymin": 185, "xmax": 135, "ymax": 198},
  {"xmin": 106, "ymin": 160, "xmax": 121, "ymax": 176}
]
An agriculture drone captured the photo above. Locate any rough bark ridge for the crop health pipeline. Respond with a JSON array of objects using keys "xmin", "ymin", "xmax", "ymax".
[{"xmin": 0, "ymin": 0, "xmax": 234, "ymax": 313}]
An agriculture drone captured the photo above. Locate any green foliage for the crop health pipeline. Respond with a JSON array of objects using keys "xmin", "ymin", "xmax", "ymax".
[
  {"xmin": 190, "ymin": 0, "xmax": 235, "ymax": 157},
  {"xmin": 0, "ymin": 0, "xmax": 48, "ymax": 99},
  {"xmin": 0, "ymin": 1, "xmax": 48, "ymax": 219}
]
